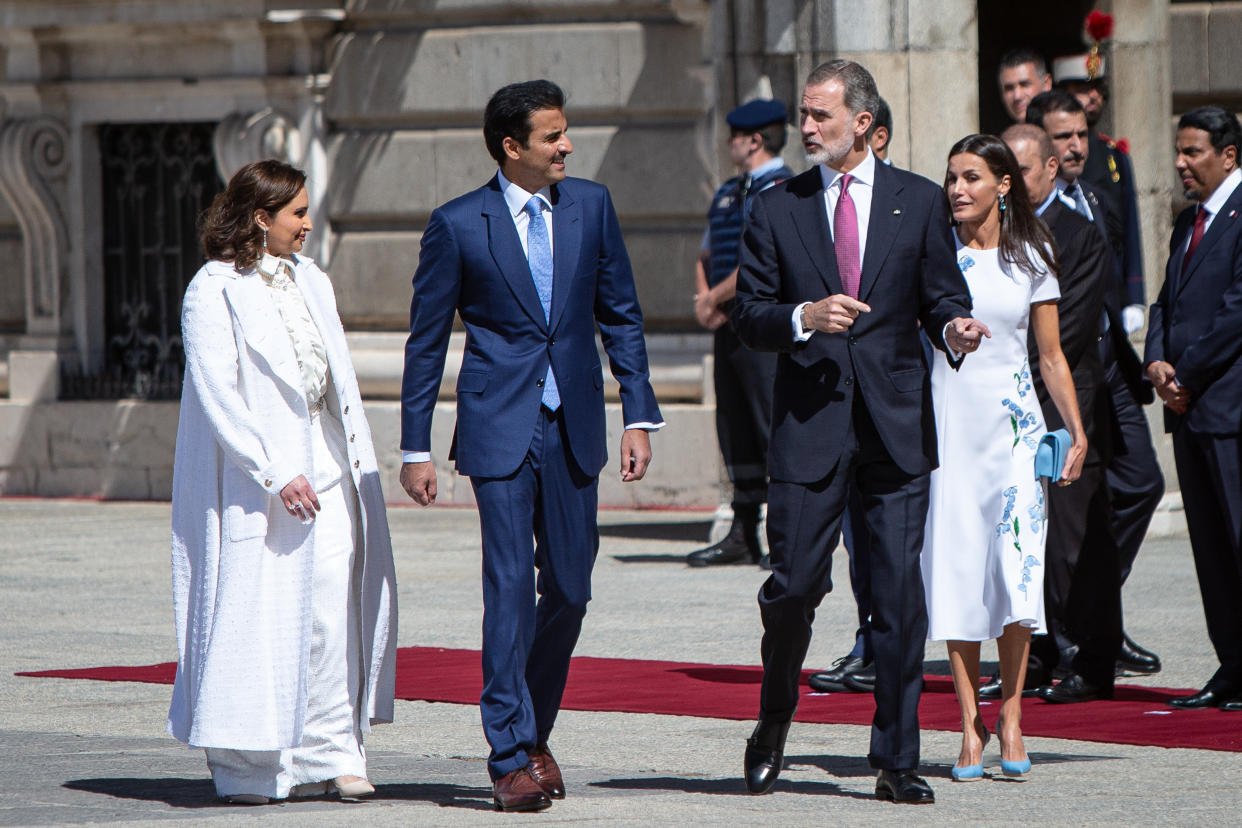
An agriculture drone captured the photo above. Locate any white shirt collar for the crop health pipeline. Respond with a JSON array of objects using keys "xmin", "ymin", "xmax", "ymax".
[
  {"xmin": 818, "ymin": 148, "xmax": 877, "ymax": 192},
  {"xmin": 497, "ymin": 168, "xmax": 552, "ymax": 218},
  {"xmin": 1201, "ymin": 168, "xmax": 1242, "ymax": 216},
  {"xmin": 1035, "ymin": 187, "xmax": 1061, "ymax": 217},
  {"xmin": 256, "ymin": 251, "xmax": 297, "ymax": 283}
]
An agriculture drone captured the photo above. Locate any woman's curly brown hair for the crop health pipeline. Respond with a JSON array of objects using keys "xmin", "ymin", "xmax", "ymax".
[{"xmin": 200, "ymin": 159, "xmax": 307, "ymax": 270}]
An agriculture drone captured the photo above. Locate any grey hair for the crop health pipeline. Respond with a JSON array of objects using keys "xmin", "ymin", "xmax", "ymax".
[{"xmin": 805, "ymin": 59, "xmax": 880, "ymax": 121}]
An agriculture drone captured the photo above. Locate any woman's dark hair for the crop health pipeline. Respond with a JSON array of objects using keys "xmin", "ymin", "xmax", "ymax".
[
  {"xmin": 483, "ymin": 80, "xmax": 565, "ymax": 164},
  {"xmin": 945, "ymin": 133, "xmax": 1060, "ymax": 280},
  {"xmin": 200, "ymin": 159, "xmax": 307, "ymax": 270}
]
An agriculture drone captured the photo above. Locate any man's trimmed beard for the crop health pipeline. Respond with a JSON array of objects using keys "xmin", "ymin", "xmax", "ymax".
[{"xmin": 805, "ymin": 130, "xmax": 856, "ymax": 167}]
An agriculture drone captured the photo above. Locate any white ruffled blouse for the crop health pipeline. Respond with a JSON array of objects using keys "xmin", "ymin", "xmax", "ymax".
[{"xmin": 257, "ymin": 252, "xmax": 329, "ymax": 408}]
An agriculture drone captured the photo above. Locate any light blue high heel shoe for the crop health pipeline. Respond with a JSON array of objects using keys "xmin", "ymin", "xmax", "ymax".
[
  {"xmin": 997, "ymin": 717, "xmax": 1031, "ymax": 777},
  {"xmin": 1001, "ymin": 756, "xmax": 1032, "ymax": 777},
  {"xmin": 951, "ymin": 724, "xmax": 990, "ymax": 782}
]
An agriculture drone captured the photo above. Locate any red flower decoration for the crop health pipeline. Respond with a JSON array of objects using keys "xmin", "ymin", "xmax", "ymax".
[
  {"xmin": 1086, "ymin": 10, "xmax": 1114, "ymax": 44},
  {"xmin": 1116, "ymin": 138, "xmax": 1130, "ymax": 155}
]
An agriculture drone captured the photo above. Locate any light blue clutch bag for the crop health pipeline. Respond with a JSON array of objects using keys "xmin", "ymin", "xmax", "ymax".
[{"xmin": 1035, "ymin": 429, "xmax": 1071, "ymax": 481}]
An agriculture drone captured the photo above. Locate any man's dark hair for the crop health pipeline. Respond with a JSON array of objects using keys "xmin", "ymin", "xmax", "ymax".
[
  {"xmin": 866, "ymin": 96, "xmax": 893, "ymax": 145},
  {"xmin": 1179, "ymin": 105, "xmax": 1242, "ymax": 159},
  {"xmin": 742, "ymin": 120, "xmax": 787, "ymax": 155},
  {"xmin": 483, "ymin": 80, "xmax": 565, "ymax": 164},
  {"xmin": 998, "ymin": 48, "xmax": 1048, "ymax": 80},
  {"xmin": 805, "ymin": 59, "xmax": 880, "ymax": 123},
  {"xmin": 1024, "ymin": 89, "xmax": 1084, "ymax": 129}
]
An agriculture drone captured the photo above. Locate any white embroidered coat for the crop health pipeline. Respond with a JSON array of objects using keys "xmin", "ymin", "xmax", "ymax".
[{"xmin": 167, "ymin": 256, "xmax": 397, "ymax": 750}]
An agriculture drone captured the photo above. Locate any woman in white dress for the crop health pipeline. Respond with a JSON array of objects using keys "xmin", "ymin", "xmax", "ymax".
[
  {"xmin": 168, "ymin": 160, "xmax": 398, "ymax": 803},
  {"xmin": 922, "ymin": 135, "xmax": 1086, "ymax": 781}
]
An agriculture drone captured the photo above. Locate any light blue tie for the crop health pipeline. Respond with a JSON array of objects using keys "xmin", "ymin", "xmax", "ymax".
[
  {"xmin": 524, "ymin": 196, "xmax": 560, "ymax": 410},
  {"xmin": 1067, "ymin": 182, "xmax": 1093, "ymax": 221}
]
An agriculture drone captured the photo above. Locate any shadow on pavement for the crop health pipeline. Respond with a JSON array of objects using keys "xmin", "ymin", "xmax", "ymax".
[
  {"xmin": 598, "ymin": 520, "xmax": 710, "ymax": 542},
  {"xmin": 590, "ymin": 774, "xmax": 874, "ymax": 800},
  {"xmin": 63, "ymin": 778, "xmax": 496, "ymax": 811}
]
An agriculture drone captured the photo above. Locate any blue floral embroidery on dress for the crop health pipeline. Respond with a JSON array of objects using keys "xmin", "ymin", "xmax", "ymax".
[
  {"xmin": 995, "ymin": 484, "xmax": 1043, "ymax": 594},
  {"xmin": 1000, "ymin": 359, "xmax": 1040, "ymax": 453},
  {"xmin": 958, "ymin": 254, "xmax": 976, "ymax": 273}
]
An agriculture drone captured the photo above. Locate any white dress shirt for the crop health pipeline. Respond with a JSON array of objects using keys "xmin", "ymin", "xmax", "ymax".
[
  {"xmin": 403, "ymin": 170, "xmax": 663, "ymax": 465},
  {"xmin": 257, "ymin": 252, "xmax": 329, "ymax": 408},
  {"xmin": 791, "ymin": 150, "xmax": 877, "ymax": 341}
]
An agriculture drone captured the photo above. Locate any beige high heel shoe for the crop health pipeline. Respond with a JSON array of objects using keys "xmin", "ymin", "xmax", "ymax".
[{"xmin": 332, "ymin": 776, "xmax": 375, "ymax": 798}]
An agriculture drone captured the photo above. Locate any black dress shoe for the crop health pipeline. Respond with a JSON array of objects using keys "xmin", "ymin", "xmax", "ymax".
[
  {"xmin": 979, "ymin": 667, "xmax": 1048, "ymax": 700},
  {"xmin": 808, "ymin": 655, "xmax": 869, "ymax": 693},
  {"xmin": 1039, "ymin": 673, "xmax": 1113, "ymax": 704},
  {"xmin": 743, "ymin": 719, "xmax": 791, "ymax": 794},
  {"xmin": 875, "ymin": 769, "xmax": 934, "ymax": 804},
  {"xmin": 687, "ymin": 523, "xmax": 759, "ymax": 567},
  {"xmin": 1168, "ymin": 687, "xmax": 1232, "ymax": 709},
  {"xmin": 1115, "ymin": 633, "xmax": 1162, "ymax": 675},
  {"xmin": 842, "ymin": 662, "xmax": 876, "ymax": 692},
  {"xmin": 1219, "ymin": 696, "xmax": 1242, "ymax": 711}
]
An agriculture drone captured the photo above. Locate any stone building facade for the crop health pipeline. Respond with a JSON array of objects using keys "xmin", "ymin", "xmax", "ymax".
[{"xmin": 0, "ymin": 1, "xmax": 1224, "ymax": 517}]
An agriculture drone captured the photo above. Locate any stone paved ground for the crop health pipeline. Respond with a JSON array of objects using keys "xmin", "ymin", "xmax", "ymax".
[{"xmin": 0, "ymin": 498, "xmax": 1236, "ymax": 826}]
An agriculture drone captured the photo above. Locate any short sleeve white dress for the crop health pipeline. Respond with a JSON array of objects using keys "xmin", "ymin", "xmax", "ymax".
[{"xmin": 921, "ymin": 239, "xmax": 1060, "ymax": 642}]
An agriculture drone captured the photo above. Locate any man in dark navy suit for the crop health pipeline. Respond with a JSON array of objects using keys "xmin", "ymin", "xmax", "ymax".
[
  {"xmin": 1003, "ymin": 124, "xmax": 1120, "ymax": 704},
  {"xmin": 399, "ymin": 80, "xmax": 663, "ymax": 810},
  {"xmin": 732, "ymin": 59, "xmax": 983, "ymax": 804},
  {"xmin": 1146, "ymin": 106, "xmax": 1242, "ymax": 712}
]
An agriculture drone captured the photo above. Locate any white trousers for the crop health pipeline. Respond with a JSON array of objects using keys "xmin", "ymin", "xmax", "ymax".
[{"xmin": 206, "ymin": 407, "xmax": 367, "ymax": 798}]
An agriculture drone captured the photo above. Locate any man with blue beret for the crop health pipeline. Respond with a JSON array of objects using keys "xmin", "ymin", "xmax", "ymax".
[{"xmin": 689, "ymin": 98, "xmax": 795, "ymax": 567}]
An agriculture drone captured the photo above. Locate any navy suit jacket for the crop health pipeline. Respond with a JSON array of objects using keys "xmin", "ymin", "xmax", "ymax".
[
  {"xmin": 732, "ymin": 162, "xmax": 972, "ymax": 483},
  {"xmin": 400, "ymin": 175, "xmax": 661, "ymax": 478},
  {"xmin": 1145, "ymin": 183, "xmax": 1242, "ymax": 435}
]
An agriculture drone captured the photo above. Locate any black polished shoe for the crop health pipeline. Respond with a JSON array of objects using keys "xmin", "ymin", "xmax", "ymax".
[
  {"xmin": 1168, "ymin": 686, "xmax": 1233, "ymax": 709},
  {"xmin": 1116, "ymin": 633, "xmax": 1162, "ymax": 675},
  {"xmin": 875, "ymin": 769, "xmax": 934, "ymax": 804},
  {"xmin": 1038, "ymin": 673, "xmax": 1113, "ymax": 704},
  {"xmin": 808, "ymin": 656, "xmax": 869, "ymax": 693},
  {"xmin": 743, "ymin": 719, "xmax": 790, "ymax": 794},
  {"xmin": 979, "ymin": 665, "xmax": 1049, "ymax": 700},
  {"xmin": 687, "ymin": 523, "xmax": 759, "ymax": 567},
  {"xmin": 842, "ymin": 662, "xmax": 877, "ymax": 692},
  {"xmin": 1219, "ymin": 696, "xmax": 1242, "ymax": 711}
]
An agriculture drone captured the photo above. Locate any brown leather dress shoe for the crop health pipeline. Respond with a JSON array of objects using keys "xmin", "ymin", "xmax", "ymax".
[
  {"xmin": 492, "ymin": 767, "xmax": 552, "ymax": 812},
  {"xmin": 527, "ymin": 745, "xmax": 565, "ymax": 799}
]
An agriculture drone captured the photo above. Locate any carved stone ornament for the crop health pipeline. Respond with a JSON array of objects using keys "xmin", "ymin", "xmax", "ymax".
[
  {"xmin": 0, "ymin": 115, "xmax": 70, "ymax": 331},
  {"xmin": 212, "ymin": 108, "xmax": 302, "ymax": 184}
]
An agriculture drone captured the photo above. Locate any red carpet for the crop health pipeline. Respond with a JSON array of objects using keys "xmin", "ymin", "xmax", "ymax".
[{"xmin": 19, "ymin": 646, "xmax": 1242, "ymax": 752}]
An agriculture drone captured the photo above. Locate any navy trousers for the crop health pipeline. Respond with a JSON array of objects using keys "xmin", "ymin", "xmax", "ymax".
[
  {"xmin": 471, "ymin": 407, "xmax": 599, "ymax": 780},
  {"xmin": 1173, "ymin": 427, "xmax": 1242, "ymax": 692},
  {"xmin": 759, "ymin": 398, "xmax": 929, "ymax": 770}
]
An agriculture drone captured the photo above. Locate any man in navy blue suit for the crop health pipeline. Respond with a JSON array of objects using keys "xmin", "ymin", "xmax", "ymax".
[
  {"xmin": 1145, "ymin": 105, "xmax": 1242, "ymax": 712},
  {"xmin": 732, "ymin": 59, "xmax": 984, "ymax": 805},
  {"xmin": 399, "ymin": 80, "xmax": 663, "ymax": 810}
]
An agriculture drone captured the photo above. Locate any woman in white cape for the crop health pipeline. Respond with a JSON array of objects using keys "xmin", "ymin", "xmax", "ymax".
[{"xmin": 168, "ymin": 160, "xmax": 397, "ymax": 803}]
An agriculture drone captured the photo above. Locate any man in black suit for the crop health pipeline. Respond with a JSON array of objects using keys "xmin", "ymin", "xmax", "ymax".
[
  {"xmin": 1003, "ymin": 124, "xmax": 1120, "ymax": 703},
  {"xmin": 732, "ymin": 59, "xmax": 984, "ymax": 804},
  {"xmin": 1146, "ymin": 106, "xmax": 1242, "ymax": 711},
  {"xmin": 1026, "ymin": 90, "xmax": 1165, "ymax": 678}
]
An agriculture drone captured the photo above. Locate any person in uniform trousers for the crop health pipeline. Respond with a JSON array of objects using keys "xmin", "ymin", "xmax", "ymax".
[
  {"xmin": 688, "ymin": 98, "xmax": 795, "ymax": 568},
  {"xmin": 1025, "ymin": 89, "xmax": 1164, "ymax": 682},
  {"xmin": 1146, "ymin": 106, "xmax": 1242, "ymax": 712}
]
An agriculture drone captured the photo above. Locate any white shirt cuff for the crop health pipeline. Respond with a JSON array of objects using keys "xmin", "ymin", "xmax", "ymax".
[
  {"xmin": 403, "ymin": 451, "xmax": 431, "ymax": 463},
  {"xmin": 792, "ymin": 302, "xmax": 814, "ymax": 342},
  {"xmin": 625, "ymin": 421, "xmax": 665, "ymax": 431}
]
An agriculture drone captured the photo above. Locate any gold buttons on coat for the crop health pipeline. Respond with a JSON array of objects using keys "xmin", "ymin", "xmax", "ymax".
[{"xmin": 264, "ymin": 479, "xmax": 273, "ymax": 487}]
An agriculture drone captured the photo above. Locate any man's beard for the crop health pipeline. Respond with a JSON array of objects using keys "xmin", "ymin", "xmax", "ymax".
[{"xmin": 805, "ymin": 131, "xmax": 855, "ymax": 167}]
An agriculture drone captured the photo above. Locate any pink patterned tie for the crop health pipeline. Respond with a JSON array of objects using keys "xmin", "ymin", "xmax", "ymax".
[{"xmin": 834, "ymin": 173, "xmax": 861, "ymax": 298}]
